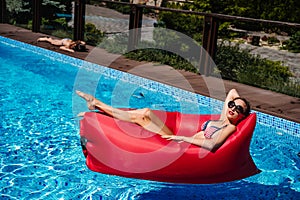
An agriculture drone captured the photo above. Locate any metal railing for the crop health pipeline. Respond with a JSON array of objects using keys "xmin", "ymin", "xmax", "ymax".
[{"xmin": 1, "ymin": 0, "xmax": 300, "ymax": 75}]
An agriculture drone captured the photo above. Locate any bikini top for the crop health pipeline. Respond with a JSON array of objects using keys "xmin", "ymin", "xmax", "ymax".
[{"xmin": 201, "ymin": 120, "xmax": 228, "ymax": 139}]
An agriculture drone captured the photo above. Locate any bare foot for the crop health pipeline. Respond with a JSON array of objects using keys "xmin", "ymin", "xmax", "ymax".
[
  {"xmin": 76, "ymin": 90, "xmax": 96, "ymax": 110},
  {"xmin": 77, "ymin": 112, "xmax": 86, "ymax": 117}
]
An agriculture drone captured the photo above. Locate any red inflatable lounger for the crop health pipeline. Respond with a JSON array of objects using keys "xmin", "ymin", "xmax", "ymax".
[{"xmin": 79, "ymin": 110, "xmax": 260, "ymax": 184}]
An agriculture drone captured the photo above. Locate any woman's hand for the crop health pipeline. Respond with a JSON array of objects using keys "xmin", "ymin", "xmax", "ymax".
[{"xmin": 162, "ymin": 135, "xmax": 185, "ymax": 143}]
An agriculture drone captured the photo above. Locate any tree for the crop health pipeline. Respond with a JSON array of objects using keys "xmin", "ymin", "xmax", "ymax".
[
  {"xmin": 41, "ymin": 0, "xmax": 70, "ymax": 20},
  {"xmin": 208, "ymin": 0, "xmax": 300, "ymax": 23},
  {"xmin": 6, "ymin": 0, "xmax": 30, "ymax": 24},
  {"xmin": 5, "ymin": 0, "xmax": 72, "ymax": 24}
]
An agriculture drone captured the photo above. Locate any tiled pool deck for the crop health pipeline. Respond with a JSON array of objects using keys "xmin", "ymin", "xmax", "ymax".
[{"xmin": 1, "ymin": 23, "xmax": 299, "ymax": 126}]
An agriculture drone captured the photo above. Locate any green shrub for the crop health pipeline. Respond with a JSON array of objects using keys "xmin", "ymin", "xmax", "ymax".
[
  {"xmin": 267, "ymin": 36, "xmax": 280, "ymax": 45},
  {"xmin": 98, "ymin": 33, "xmax": 128, "ymax": 54},
  {"xmin": 106, "ymin": 0, "xmax": 131, "ymax": 14},
  {"xmin": 51, "ymin": 29, "xmax": 72, "ymax": 39},
  {"xmin": 282, "ymin": 31, "xmax": 300, "ymax": 53},
  {"xmin": 214, "ymin": 43, "xmax": 250, "ymax": 81},
  {"xmin": 126, "ymin": 49, "xmax": 197, "ymax": 73},
  {"xmin": 236, "ymin": 60, "xmax": 292, "ymax": 87},
  {"xmin": 53, "ymin": 18, "xmax": 68, "ymax": 28},
  {"xmin": 84, "ymin": 23, "xmax": 105, "ymax": 46},
  {"xmin": 158, "ymin": 11, "xmax": 204, "ymax": 42},
  {"xmin": 215, "ymin": 42, "xmax": 298, "ymax": 97},
  {"xmin": 218, "ymin": 22, "xmax": 246, "ymax": 39}
]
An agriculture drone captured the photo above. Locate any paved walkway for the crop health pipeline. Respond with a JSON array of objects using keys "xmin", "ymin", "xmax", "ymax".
[{"xmin": 0, "ymin": 23, "xmax": 299, "ymax": 123}]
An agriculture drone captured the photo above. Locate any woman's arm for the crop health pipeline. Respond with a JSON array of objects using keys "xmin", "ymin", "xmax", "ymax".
[
  {"xmin": 162, "ymin": 125, "xmax": 236, "ymax": 151},
  {"xmin": 60, "ymin": 46, "xmax": 75, "ymax": 53},
  {"xmin": 219, "ymin": 89, "xmax": 240, "ymax": 120}
]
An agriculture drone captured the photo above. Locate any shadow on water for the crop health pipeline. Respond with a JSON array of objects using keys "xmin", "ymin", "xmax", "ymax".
[{"xmin": 135, "ymin": 179, "xmax": 300, "ymax": 200}]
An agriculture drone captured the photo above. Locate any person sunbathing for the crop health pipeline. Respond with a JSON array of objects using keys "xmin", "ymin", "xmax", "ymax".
[
  {"xmin": 37, "ymin": 37, "xmax": 86, "ymax": 53},
  {"xmin": 76, "ymin": 89, "xmax": 251, "ymax": 151}
]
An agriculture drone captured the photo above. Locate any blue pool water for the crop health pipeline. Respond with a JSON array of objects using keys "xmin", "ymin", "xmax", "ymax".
[{"xmin": 0, "ymin": 36, "xmax": 299, "ymax": 199}]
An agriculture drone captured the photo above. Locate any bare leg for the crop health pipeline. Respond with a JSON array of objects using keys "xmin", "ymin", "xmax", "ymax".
[
  {"xmin": 37, "ymin": 37, "xmax": 62, "ymax": 46},
  {"xmin": 76, "ymin": 90, "xmax": 173, "ymax": 135},
  {"xmin": 37, "ymin": 37, "xmax": 51, "ymax": 42},
  {"xmin": 139, "ymin": 108, "xmax": 174, "ymax": 135}
]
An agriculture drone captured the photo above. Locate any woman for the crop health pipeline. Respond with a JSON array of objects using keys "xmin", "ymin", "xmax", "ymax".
[
  {"xmin": 76, "ymin": 89, "xmax": 251, "ymax": 151},
  {"xmin": 37, "ymin": 37, "xmax": 86, "ymax": 53}
]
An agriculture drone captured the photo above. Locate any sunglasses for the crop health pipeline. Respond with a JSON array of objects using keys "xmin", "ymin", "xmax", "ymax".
[{"xmin": 228, "ymin": 101, "xmax": 245, "ymax": 115}]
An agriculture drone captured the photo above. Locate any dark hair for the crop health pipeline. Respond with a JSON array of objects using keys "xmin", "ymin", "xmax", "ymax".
[
  {"xmin": 73, "ymin": 41, "xmax": 86, "ymax": 52},
  {"xmin": 233, "ymin": 97, "xmax": 251, "ymax": 117}
]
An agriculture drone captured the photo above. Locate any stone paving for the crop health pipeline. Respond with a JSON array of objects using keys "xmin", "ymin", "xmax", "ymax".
[
  {"xmin": 239, "ymin": 43, "xmax": 300, "ymax": 80},
  {"xmin": 85, "ymin": 5, "xmax": 156, "ymax": 35}
]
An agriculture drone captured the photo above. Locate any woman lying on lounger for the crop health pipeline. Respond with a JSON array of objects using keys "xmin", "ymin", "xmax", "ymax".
[
  {"xmin": 37, "ymin": 37, "xmax": 86, "ymax": 53},
  {"xmin": 76, "ymin": 89, "xmax": 251, "ymax": 151}
]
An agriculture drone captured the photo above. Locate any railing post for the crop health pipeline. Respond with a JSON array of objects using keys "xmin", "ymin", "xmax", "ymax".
[
  {"xmin": 202, "ymin": 16, "xmax": 219, "ymax": 76},
  {"xmin": 0, "ymin": 0, "xmax": 7, "ymax": 23},
  {"xmin": 128, "ymin": 4, "xmax": 143, "ymax": 51},
  {"xmin": 74, "ymin": 0, "xmax": 86, "ymax": 41},
  {"xmin": 32, "ymin": 0, "xmax": 41, "ymax": 32}
]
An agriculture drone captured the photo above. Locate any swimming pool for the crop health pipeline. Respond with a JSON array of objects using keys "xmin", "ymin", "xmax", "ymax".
[{"xmin": 0, "ymin": 36, "xmax": 299, "ymax": 199}]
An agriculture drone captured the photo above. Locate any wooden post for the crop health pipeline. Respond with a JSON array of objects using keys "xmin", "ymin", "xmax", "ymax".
[
  {"xmin": 74, "ymin": 0, "xmax": 86, "ymax": 41},
  {"xmin": 32, "ymin": 0, "xmax": 41, "ymax": 32},
  {"xmin": 128, "ymin": 5, "xmax": 143, "ymax": 51},
  {"xmin": 202, "ymin": 16, "xmax": 219, "ymax": 76}
]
